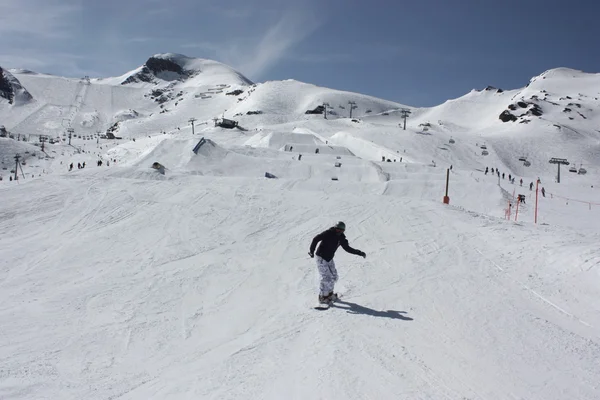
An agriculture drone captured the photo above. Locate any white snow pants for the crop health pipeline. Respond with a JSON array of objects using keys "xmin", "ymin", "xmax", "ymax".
[{"xmin": 316, "ymin": 256, "xmax": 338, "ymax": 296}]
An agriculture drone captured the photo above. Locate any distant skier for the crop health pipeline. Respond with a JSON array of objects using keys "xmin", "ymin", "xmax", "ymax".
[
  {"xmin": 309, "ymin": 221, "xmax": 366, "ymax": 304},
  {"xmin": 485, "ymin": 167, "xmax": 489, "ymax": 175},
  {"xmin": 530, "ymin": 182, "xmax": 534, "ymax": 191},
  {"xmin": 541, "ymin": 187, "xmax": 546, "ymax": 197},
  {"xmin": 502, "ymin": 173, "xmax": 505, "ymax": 179},
  {"xmin": 520, "ymin": 178, "xmax": 523, "ymax": 186}
]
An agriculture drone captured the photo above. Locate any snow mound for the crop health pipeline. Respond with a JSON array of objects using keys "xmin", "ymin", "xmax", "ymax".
[
  {"xmin": 244, "ymin": 131, "xmax": 323, "ymax": 149},
  {"xmin": 80, "ymin": 112, "xmax": 100, "ymax": 128},
  {"xmin": 113, "ymin": 109, "xmax": 141, "ymax": 122}
]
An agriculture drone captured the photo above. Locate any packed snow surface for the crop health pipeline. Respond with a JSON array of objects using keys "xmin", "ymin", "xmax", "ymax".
[{"xmin": 1, "ymin": 58, "xmax": 600, "ymax": 399}]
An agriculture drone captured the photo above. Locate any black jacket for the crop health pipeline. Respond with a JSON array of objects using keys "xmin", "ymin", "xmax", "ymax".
[{"xmin": 310, "ymin": 228, "xmax": 362, "ymax": 261}]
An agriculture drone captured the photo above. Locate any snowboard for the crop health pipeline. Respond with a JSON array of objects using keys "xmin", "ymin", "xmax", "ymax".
[{"xmin": 313, "ymin": 293, "xmax": 341, "ymax": 310}]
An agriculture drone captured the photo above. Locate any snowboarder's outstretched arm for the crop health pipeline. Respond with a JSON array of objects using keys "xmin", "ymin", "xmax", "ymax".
[
  {"xmin": 341, "ymin": 237, "xmax": 366, "ymax": 258},
  {"xmin": 309, "ymin": 232, "xmax": 324, "ymax": 257}
]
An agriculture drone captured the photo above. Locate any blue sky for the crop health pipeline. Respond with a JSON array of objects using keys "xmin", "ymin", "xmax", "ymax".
[{"xmin": 1, "ymin": 0, "xmax": 598, "ymax": 106}]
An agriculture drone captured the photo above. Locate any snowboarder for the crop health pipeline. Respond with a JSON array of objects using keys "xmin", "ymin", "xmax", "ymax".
[{"xmin": 309, "ymin": 221, "xmax": 366, "ymax": 305}]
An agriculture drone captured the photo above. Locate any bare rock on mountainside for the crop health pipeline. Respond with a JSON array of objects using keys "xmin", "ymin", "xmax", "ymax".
[
  {"xmin": 500, "ymin": 101, "xmax": 543, "ymax": 122},
  {"xmin": 480, "ymin": 85, "xmax": 504, "ymax": 93},
  {"xmin": 0, "ymin": 66, "xmax": 33, "ymax": 105},
  {"xmin": 122, "ymin": 56, "xmax": 191, "ymax": 85},
  {"xmin": 499, "ymin": 110, "xmax": 518, "ymax": 122}
]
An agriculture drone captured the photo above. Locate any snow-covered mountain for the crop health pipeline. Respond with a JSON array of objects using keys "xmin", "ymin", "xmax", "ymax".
[{"xmin": 2, "ymin": 54, "xmax": 600, "ymax": 400}]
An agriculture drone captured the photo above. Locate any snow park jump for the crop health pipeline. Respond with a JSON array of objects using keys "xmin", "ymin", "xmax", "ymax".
[{"xmin": 1, "ymin": 50, "xmax": 600, "ymax": 400}]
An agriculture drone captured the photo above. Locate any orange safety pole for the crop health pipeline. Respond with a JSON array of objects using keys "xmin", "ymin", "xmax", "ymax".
[
  {"xmin": 514, "ymin": 197, "xmax": 520, "ymax": 222},
  {"xmin": 534, "ymin": 180, "xmax": 539, "ymax": 224}
]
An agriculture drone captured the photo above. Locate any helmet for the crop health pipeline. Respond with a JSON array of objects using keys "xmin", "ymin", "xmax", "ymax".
[{"xmin": 334, "ymin": 221, "xmax": 346, "ymax": 231}]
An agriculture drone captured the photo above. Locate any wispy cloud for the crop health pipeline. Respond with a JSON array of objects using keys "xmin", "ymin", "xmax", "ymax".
[
  {"xmin": 0, "ymin": 0, "xmax": 80, "ymax": 38},
  {"xmin": 236, "ymin": 10, "xmax": 322, "ymax": 78},
  {"xmin": 193, "ymin": 8, "xmax": 322, "ymax": 79},
  {"xmin": 179, "ymin": 42, "xmax": 221, "ymax": 52},
  {"xmin": 284, "ymin": 52, "xmax": 354, "ymax": 64},
  {"xmin": 0, "ymin": 0, "xmax": 84, "ymax": 74},
  {"xmin": 0, "ymin": 51, "xmax": 100, "ymax": 77},
  {"xmin": 126, "ymin": 37, "xmax": 155, "ymax": 44}
]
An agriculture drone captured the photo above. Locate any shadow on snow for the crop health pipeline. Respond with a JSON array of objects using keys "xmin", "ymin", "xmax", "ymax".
[{"xmin": 332, "ymin": 299, "xmax": 414, "ymax": 321}]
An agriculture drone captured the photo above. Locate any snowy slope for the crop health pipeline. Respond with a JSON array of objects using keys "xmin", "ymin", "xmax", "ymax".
[
  {"xmin": 2, "ymin": 167, "xmax": 600, "ymax": 400},
  {"xmin": 1, "ymin": 55, "xmax": 600, "ymax": 399}
]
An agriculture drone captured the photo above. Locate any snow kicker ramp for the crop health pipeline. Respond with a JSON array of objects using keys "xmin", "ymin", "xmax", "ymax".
[
  {"xmin": 1, "ymin": 174, "xmax": 600, "ymax": 400},
  {"xmin": 244, "ymin": 131, "xmax": 323, "ymax": 149},
  {"xmin": 122, "ymin": 137, "xmax": 381, "ymax": 182}
]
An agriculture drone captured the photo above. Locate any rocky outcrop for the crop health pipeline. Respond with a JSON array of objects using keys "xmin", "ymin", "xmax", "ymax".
[
  {"xmin": 499, "ymin": 110, "xmax": 518, "ymax": 122},
  {"xmin": 305, "ymin": 105, "xmax": 325, "ymax": 115},
  {"xmin": 500, "ymin": 101, "xmax": 543, "ymax": 122},
  {"xmin": 121, "ymin": 56, "xmax": 192, "ymax": 85},
  {"xmin": 0, "ymin": 66, "xmax": 33, "ymax": 105},
  {"xmin": 479, "ymin": 85, "xmax": 504, "ymax": 93}
]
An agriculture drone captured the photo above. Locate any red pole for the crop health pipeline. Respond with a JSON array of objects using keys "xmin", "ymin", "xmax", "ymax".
[
  {"xmin": 534, "ymin": 180, "xmax": 539, "ymax": 224},
  {"xmin": 443, "ymin": 168, "xmax": 450, "ymax": 204},
  {"xmin": 515, "ymin": 197, "xmax": 520, "ymax": 222}
]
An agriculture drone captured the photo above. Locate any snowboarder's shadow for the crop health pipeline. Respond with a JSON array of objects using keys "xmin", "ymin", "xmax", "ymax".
[{"xmin": 332, "ymin": 299, "xmax": 413, "ymax": 321}]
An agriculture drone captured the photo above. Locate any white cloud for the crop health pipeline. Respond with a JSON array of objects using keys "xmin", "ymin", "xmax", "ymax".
[
  {"xmin": 211, "ymin": 8, "xmax": 322, "ymax": 79},
  {"xmin": 0, "ymin": 0, "xmax": 80, "ymax": 38},
  {"xmin": 179, "ymin": 42, "xmax": 221, "ymax": 52},
  {"xmin": 126, "ymin": 37, "xmax": 155, "ymax": 44}
]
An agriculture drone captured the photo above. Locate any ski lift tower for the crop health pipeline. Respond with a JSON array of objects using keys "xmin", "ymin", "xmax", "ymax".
[
  {"xmin": 400, "ymin": 108, "xmax": 411, "ymax": 130},
  {"xmin": 549, "ymin": 157, "xmax": 569, "ymax": 183}
]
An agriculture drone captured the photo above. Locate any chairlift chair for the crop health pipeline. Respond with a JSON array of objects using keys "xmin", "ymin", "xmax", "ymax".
[
  {"xmin": 482, "ymin": 150, "xmax": 489, "ymax": 156},
  {"xmin": 449, "ymin": 138, "xmax": 455, "ymax": 144},
  {"xmin": 578, "ymin": 166, "xmax": 587, "ymax": 175},
  {"xmin": 480, "ymin": 145, "xmax": 487, "ymax": 150},
  {"xmin": 518, "ymin": 156, "xmax": 527, "ymax": 162},
  {"xmin": 569, "ymin": 165, "xmax": 577, "ymax": 173},
  {"xmin": 523, "ymin": 160, "xmax": 531, "ymax": 167}
]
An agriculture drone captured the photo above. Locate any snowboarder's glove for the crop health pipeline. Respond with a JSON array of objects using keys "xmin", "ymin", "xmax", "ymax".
[
  {"xmin": 359, "ymin": 251, "xmax": 366, "ymax": 258},
  {"xmin": 308, "ymin": 252, "xmax": 314, "ymax": 258}
]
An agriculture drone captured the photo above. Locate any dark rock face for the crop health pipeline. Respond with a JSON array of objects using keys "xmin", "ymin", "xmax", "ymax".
[
  {"xmin": 146, "ymin": 56, "xmax": 185, "ymax": 75},
  {"xmin": 122, "ymin": 67, "xmax": 154, "ymax": 85},
  {"xmin": 0, "ymin": 67, "xmax": 13, "ymax": 103},
  {"xmin": 499, "ymin": 110, "xmax": 518, "ymax": 122},
  {"xmin": 227, "ymin": 89, "xmax": 244, "ymax": 96},
  {"xmin": 480, "ymin": 85, "xmax": 503, "ymax": 93},
  {"xmin": 305, "ymin": 105, "xmax": 325, "ymax": 114},
  {"xmin": 529, "ymin": 104, "xmax": 542, "ymax": 116},
  {"xmin": 501, "ymin": 101, "xmax": 543, "ymax": 122},
  {"xmin": 0, "ymin": 66, "xmax": 32, "ymax": 104},
  {"xmin": 121, "ymin": 56, "xmax": 191, "ymax": 85}
]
